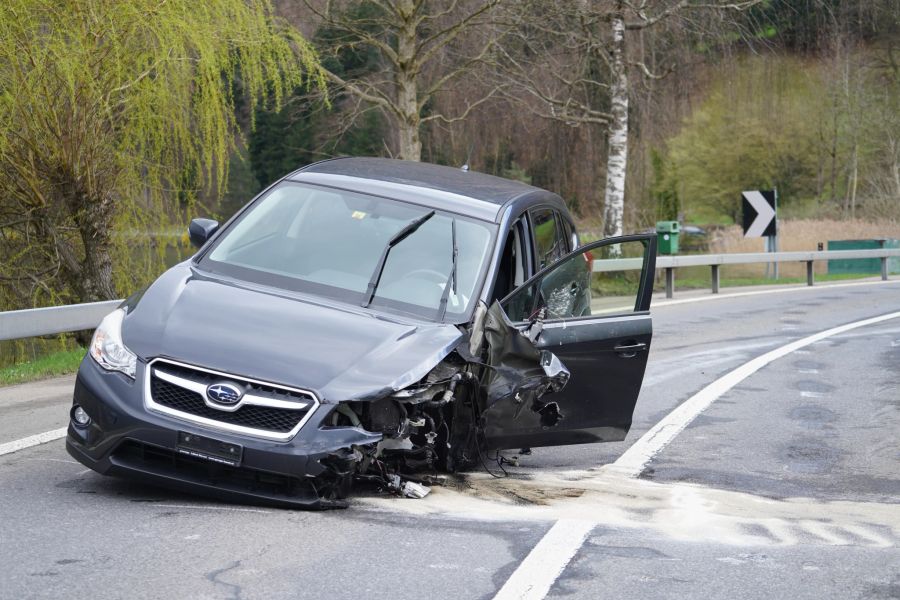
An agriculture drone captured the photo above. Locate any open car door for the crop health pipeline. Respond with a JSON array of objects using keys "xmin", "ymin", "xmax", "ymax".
[{"xmin": 482, "ymin": 234, "xmax": 657, "ymax": 450}]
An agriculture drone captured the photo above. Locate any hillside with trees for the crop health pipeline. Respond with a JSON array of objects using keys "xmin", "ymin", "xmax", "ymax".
[
  {"xmin": 244, "ymin": 0, "xmax": 897, "ymax": 231},
  {"xmin": 0, "ymin": 0, "xmax": 898, "ymax": 363}
]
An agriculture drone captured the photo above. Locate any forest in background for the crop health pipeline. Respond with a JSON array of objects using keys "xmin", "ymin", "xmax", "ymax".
[
  {"xmin": 220, "ymin": 0, "xmax": 898, "ymax": 234},
  {"xmin": 0, "ymin": 0, "xmax": 897, "ymax": 327},
  {"xmin": 0, "ymin": 0, "xmax": 898, "ymax": 371}
]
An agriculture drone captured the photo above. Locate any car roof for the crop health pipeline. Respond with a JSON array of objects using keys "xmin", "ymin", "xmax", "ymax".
[{"xmin": 286, "ymin": 157, "xmax": 564, "ymax": 223}]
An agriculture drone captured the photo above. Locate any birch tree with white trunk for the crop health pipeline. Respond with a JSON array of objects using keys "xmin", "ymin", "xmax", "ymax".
[{"xmin": 496, "ymin": 0, "xmax": 762, "ymax": 237}]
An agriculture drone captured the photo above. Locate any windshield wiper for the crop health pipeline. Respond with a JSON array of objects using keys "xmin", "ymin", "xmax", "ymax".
[
  {"xmin": 362, "ymin": 210, "xmax": 436, "ymax": 308},
  {"xmin": 436, "ymin": 218, "xmax": 458, "ymax": 321}
]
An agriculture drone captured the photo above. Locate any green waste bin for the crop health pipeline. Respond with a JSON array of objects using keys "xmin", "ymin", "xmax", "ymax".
[{"xmin": 656, "ymin": 221, "xmax": 680, "ymax": 255}]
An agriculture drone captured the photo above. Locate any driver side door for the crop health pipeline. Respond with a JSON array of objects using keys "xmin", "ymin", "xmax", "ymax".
[{"xmin": 482, "ymin": 234, "xmax": 657, "ymax": 450}]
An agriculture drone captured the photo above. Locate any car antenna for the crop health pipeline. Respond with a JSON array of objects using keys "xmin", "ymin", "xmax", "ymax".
[{"xmin": 460, "ymin": 143, "xmax": 474, "ymax": 172}]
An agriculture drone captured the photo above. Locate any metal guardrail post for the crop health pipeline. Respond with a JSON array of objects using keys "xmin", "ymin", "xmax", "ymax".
[
  {"xmin": 711, "ymin": 265, "xmax": 720, "ymax": 294},
  {"xmin": 806, "ymin": 261, "xmax": 814, "ymax": 286},
  {"xmin": 882, "ymin": 257, "xmax": 889, "ymax": 281},
  {"xmin": 665, "ymin": 268, "xmax": 675, "ymax": 299}
]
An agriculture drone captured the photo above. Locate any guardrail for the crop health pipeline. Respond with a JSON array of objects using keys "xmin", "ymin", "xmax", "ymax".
[
  {"xmin": 1, "ymin": 248, "xmax": 898, "ymax": 341},
  {"xmin": 0, "ymin": 300, "xmax": 121, "ymax": 342},
  {"xmin": 595, "ymin": 248, "xmax": 900, "ymax": 298}
]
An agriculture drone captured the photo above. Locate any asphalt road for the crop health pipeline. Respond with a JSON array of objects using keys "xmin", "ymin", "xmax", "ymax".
[{"xmin": 1, "ymin": 280, "xmax": 898, "ymax": 599}]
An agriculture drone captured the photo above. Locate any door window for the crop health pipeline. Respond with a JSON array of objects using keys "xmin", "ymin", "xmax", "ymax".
[
  {"xmin": 502, "ymin": 237, "xmax": 653, "ymax": 322},
  {"xmin": 530, "ymin": 208, "xmax": 567, "ymax": 270},
  {"xmin": 558, "ymin": 217, "xmax": 578, "ymax": 252},
  {"xmin": 491, "ymin": 217, "xmax": 531, "ymax": 302}
]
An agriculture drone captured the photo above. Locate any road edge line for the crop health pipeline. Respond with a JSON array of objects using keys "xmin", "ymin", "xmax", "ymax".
[
  {"xmin": 608, "ymin": 310, "xmax": 900, "ymax": 478},
  {"xmin": 493, "ymin": 519, "xmax": 595, "ymax": 600},
  {"xmin": 0, "ymin": 427, "xmax": 68, "ymax": 457}
]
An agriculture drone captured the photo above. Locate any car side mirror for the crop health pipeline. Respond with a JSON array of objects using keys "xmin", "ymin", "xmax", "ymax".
[{"xmin": 188, "ymin": 218, "xmax": 219, "ymax": 248}]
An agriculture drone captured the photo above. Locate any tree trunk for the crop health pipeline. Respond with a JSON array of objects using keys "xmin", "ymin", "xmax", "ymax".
[
  {"xmin": 396, "ymin": 89, "xmax": 422, "ymax": 161},
  {"xmin": 891, "ymin": 137, "xmax": 900, "ymax": 198},
  {"xmin": 64, "ymin": 185, "xmax": 117, "ymax": 346},
  {"xmin": 395, "ymin": 0, "xmax": 422, "ymax": 161},
  {"xmin": 848, "ymin": 142, "xmax": 858, "ymax": 219},
  {"xmin": 58, "ymin": 173, "xmax": 118, "ymax": 303},
  {"xmin": 603, "ymin": 6, "xmax": 628, "ymax": 239},
  {"xmin": 829, "ymin": 97, "xmax": 838, "ymax": 204}
]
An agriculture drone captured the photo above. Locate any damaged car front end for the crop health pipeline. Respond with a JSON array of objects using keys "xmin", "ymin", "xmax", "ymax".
[{"xmin": 66, "ymin": 158, "xmax": 655, "ymax": 508}]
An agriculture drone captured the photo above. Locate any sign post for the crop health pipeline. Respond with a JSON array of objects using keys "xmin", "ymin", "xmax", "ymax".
[{"xmin": 742, "ymin": 190, "xmax": 778, "ymax": 279}]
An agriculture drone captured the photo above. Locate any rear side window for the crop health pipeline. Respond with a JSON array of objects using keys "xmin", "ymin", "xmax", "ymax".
[
  {"xmin": 530, "ymin": 207, "xmax": 567, "ymax": 270},
  {"xmin": 558, "ymin": 217, "xmax": 576, "ymax": 252}
]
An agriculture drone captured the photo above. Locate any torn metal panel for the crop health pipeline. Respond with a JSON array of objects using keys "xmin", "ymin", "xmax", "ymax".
[
  {"xmin": 465, "ymin": 301, "xmax": 573, "ymax": 451},
  {"xmin": 320, "ymin": 323, "xmax": 464, "ymax": 403},
  {"xmin": 481, "ymin": 301, "xmax": 570, "ymax": 412}
]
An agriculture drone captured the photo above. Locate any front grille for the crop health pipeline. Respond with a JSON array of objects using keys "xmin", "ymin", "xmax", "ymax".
[
  {"xmin": 151, "ymin": 377, "xmax": 305, "ymax": 432},
  {"xmin": 146, "ymin": 359, "xmax": 318, "ymax": 440}
]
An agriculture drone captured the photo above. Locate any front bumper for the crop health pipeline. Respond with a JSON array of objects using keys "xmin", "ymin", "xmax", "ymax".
[{"xmin": 66, "ymin": 357, "xmax": 381, "ymax": 509}]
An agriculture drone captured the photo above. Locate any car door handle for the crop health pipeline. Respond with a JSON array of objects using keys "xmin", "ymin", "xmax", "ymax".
[{"xmin": 614, "ymin": 342, "xmax": 647, "ymax": 358}]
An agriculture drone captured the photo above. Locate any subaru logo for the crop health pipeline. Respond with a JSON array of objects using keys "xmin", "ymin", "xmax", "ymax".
[{"xmin": 207, "ymin": 383, "xmax": 243, "ymax": 405}]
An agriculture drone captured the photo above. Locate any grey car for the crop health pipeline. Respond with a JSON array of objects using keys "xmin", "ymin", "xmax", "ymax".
[{"xmin": 67, "ymin": 157, "xmax": 656, "ymax": 508}]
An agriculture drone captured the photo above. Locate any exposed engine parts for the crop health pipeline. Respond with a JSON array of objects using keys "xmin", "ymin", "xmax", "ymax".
[{"xmin": 315, "ymin": 300, "xmax": 571, "ymax": 505}]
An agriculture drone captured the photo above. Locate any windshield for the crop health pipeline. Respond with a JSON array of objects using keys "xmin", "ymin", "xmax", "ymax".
[{"xmin": 200, "ymin": 182, "xmax": 495, "ymax": 322}]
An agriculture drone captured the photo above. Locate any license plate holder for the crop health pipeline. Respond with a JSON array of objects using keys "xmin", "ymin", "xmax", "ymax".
[{"xmin": 176, "ymin": 431, "xmax": 243, "ymax": 467}]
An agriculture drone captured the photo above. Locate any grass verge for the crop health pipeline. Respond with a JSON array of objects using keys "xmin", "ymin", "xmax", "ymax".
[
  {"xmin": 653, "ymin": 272, "xmax": 879, "ymax": 292},
  {"xmin": 0, "ymin": 347, "xmax": 85, "ymax": 387}
]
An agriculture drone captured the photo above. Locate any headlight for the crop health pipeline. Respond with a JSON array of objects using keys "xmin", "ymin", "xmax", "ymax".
[{"xmin": 89, "ymin": 309, "xmax": 137, "ymax": 379}]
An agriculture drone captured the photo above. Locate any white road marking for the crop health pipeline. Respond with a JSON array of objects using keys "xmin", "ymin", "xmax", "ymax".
[
  {"xmin": 842, "ymin": 524, "xmax": 894, "ymax": 548},
  {"xmin": 492, "ymin": 519, "xmax": 595, "ymax": 600},
  {"xmin": 608, "ymin": 310, "xmax": 900, "ymax": 478},
  {"xmin": 487, "ymin": 312, "xmax": 900, "ymax": 599},
  {"xmin": 651, "ymin": 279, "xmax": 899, "ymax": 309},
  {"xmin": 801, "ymin": 520, "xmax": 851, "ymax": 545},
  {"xmin": 0, "ymin": 427, "xmax": 67, "ymax": 457},
  {"xmin": 155, "ymin": 503, "xmax": 271, "ymax": 514},
  {"xmin": 19, "ymin": 457, "xmax": 79, "ymax": 465}
]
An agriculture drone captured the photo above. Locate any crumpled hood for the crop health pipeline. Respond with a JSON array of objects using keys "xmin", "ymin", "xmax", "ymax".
[{"xmin": 122, "ymin": 264, "xmax": 463, "ymax": 402}]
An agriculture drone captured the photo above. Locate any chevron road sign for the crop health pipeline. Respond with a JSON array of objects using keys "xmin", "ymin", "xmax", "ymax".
[{"xmin": 742, "ymin": 190, "xmax": 777, "ymax": 238}]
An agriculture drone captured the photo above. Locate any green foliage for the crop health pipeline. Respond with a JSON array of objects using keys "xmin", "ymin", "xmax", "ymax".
[
  {"xmin": 665, "ymin": 57, "xmax": 824, "ymax": 223},
  {"xmin": 247, "ymin": 3, "xmax": 388, "ymax": 191},
  {"xmin": 0, "ymin": 0, "xmax": 324, "ymax": 309},
  {"xmin": 0, "ymin": 346, "xmax": 85, "ymax": 386},
  {"xmin": 664, "ymin": 52, "xmax": 899, "ymax": 224},
  {"xmin": 248, "ymin": 99, "xmax": 384, "ymax": 191},
  {"xmin": 650, "ymin": 149, "xmax": 679, "ymax": 221},
  {"xmin": 316, "ymin": 1, "xmax": 388, "ymax": 78}
]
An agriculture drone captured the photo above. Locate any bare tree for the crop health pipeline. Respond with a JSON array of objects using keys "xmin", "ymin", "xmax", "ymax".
[
  {"xmin": 496, "ymin": 0, "xmax": 762, "ymax": 237},
  {"xmin": 303, "ymin": 0, "xmax": 503, "ymax": 161}
]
